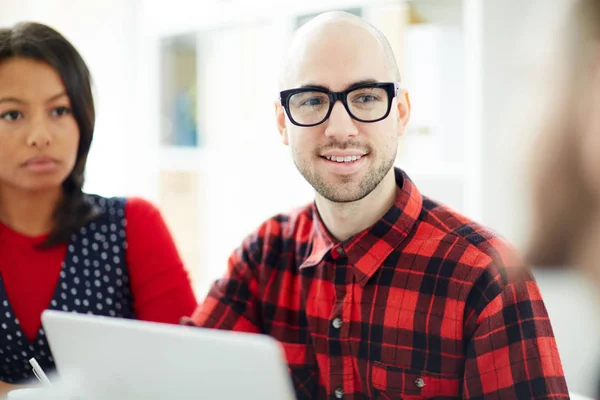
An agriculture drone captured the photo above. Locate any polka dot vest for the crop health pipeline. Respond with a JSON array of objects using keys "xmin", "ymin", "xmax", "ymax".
[{"xmin": 0, "ymin": 195, "xmax": 136, "ymax": 383}]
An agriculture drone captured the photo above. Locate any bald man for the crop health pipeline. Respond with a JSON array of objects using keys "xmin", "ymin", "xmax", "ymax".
[{"xmin": 189, "ymin": 12, "xmax": 568, "ymax": 399}]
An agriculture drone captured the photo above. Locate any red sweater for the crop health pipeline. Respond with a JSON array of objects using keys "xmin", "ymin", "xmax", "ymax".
[{"xmin": 0, "ymin": 197, "xmax": 197, "ymax": 341}]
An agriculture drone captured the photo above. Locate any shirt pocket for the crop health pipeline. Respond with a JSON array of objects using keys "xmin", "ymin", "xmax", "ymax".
[
  {"xmin": 281, "ymin": 342, "xmax": 320, "ymax": 400},
  {"xmin": 371, "ymin": 361, "xmax": 461, "ymax": 399}
]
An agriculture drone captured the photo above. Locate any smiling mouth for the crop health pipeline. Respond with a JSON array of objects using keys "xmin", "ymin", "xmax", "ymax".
[{"xmin": 322, "ymin": 155, "xmax": 364, "ymax": 163}]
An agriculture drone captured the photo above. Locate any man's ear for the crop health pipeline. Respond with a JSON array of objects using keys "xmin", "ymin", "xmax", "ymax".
[
  {"xmin": 396, "ymin": 90, "xmax": 411, "ymax": 137},
  {"xmin": 275, "ymin": 101, "xmax": 289, "ymax": 145}
]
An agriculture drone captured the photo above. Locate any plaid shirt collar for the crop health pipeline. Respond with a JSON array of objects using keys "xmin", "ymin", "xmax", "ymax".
[{"xmin": 300, "ymin": 168, "xmax": 423, "ymax": 286}]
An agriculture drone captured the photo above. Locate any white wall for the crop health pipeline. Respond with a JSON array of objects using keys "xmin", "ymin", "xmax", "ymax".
[
  {"xmin": 535, "ymin": 270, "xmax": 600, "ymax": 397},
  {"xmin": 478, "ymin": 0, "xmax": 569, "ymax": 247}
]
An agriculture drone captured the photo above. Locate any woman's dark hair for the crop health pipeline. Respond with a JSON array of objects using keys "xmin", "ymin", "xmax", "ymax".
[{"xmin": 0, "ymin": 22, "xmax": 98, "ymax": 246}]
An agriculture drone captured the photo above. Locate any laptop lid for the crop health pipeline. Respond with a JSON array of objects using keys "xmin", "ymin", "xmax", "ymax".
[{"xmin": 41, "ymin": 310, "xmax": 295, "ymax": 400}]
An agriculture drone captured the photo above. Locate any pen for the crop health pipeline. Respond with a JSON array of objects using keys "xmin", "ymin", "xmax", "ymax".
[{"xmin": 28, "ymin": 357, "xmax": 51, "ymax": 385}]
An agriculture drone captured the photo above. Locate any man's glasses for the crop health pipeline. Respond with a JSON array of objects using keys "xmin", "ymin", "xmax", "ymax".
[{"xmin": 279, "ymin": 82, "xmax": 400, "ymax": 127}]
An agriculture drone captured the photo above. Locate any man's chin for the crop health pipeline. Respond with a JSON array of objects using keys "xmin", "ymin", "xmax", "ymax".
[{"xmin": 315, "ymin": 184, "xmax": 371, "ymax": 204}]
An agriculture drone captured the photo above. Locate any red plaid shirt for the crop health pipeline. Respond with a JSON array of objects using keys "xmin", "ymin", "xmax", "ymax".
[{"xmin": 191, "ymin": 168, "xmax": 568, "ymax": 399}]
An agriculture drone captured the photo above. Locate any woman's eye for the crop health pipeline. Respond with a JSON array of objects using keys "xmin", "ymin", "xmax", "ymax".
[
  {"xmin": 51, "ymin": 106, "xmax": 72, "ymax": 117},
  {"xmin": 0, "ymin": 110, "xmax": 23, "ymax": 121}
]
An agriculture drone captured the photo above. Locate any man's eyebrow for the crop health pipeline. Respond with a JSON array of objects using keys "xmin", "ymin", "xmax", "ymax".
[
  {"xmin": 299, "ymin": 83, "xmax": 329, "ymax": 90},
  {"xmin": 344, "ymin": 79, "xmax": 378, "ymax": 91},
  {"xmin": 299, "ymin": 79, "xmax": 378, "ymax": 92}
]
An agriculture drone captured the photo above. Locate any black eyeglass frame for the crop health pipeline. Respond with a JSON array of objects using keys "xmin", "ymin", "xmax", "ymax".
[{"xmin": 279, "ymin": 81, "xmax": 401, "ymax": 127}]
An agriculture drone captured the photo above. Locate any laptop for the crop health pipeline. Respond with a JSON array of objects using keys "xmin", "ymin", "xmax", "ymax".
[{"xmin": 41, "ymin": 310, "xmax": 296, "ymax": 400}]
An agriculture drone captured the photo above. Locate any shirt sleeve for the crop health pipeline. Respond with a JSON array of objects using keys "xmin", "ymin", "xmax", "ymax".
[
  {"xmin": 125, "ymin": 197, "xmax": 198, "ymax": 324},
  {"xmin": 190, "ymin": 232, "xmax": 262, "ymax": 334},
  {"xmin": 462, "ymin": 265, "xmax": 569, "ymax": 399}
]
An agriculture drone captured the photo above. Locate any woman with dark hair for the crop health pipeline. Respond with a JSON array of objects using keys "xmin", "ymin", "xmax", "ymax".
[{"xmin": 0, "ymin": 22, "xmax": 197, "ymax": 393}]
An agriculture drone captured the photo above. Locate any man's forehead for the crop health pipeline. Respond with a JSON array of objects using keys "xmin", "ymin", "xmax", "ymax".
[
  {"xmin": 281, "ymin": 16, "xmax": 392, "ymax": 90},
  {"xmin": 284, "ymin": 41, "xmax": 390, "ymax": 90},
  {"xmin": 290, "ymin": 18, "xmax": 381, "ymax": 58}
]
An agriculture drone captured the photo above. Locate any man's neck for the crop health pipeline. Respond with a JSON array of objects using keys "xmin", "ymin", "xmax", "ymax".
[
  {"xmin": 0, "ymin": 185, "xmax": 62, "ymax": 237},
  {"xmin": 315, "ymin": 168, "xmax": 398, "ymax": 242}
]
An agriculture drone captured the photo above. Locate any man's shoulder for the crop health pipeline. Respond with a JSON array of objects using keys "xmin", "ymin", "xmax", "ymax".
[{"xmin": 419, "ymin": 196, "xmax": 520, "ymax": 270}]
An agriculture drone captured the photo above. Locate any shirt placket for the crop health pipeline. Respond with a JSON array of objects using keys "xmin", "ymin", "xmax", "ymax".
[{"xmin": 328, "ymin": 245, "xmax": 355, "ymax": 399}]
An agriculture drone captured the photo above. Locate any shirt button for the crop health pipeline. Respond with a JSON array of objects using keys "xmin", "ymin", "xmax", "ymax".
[
  {"xmin": 334, "ymin": 387, "xmax": 344, "ymax": 398},
  {"xmin": 414, "ymin": 377, "xmax": 425, "ymax": 388},
  {"xmin": 335, "ymin": 247, "xmax": 345, "ymax": 256},
  {"xmin": 332, "ymin": 317, "xmax": 342, "ymax": 329}
]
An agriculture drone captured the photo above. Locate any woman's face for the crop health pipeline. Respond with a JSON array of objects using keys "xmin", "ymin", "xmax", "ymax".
[{"xmin": 0, "ymin": 57, "xmax": 79, "ymax": 193}]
